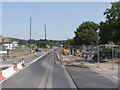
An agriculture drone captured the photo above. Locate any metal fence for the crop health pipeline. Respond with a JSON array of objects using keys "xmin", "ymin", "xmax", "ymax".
[
  {"xmin": 98, "ymin": 45, "xmax": 120, "ymax": 70},
  {"xmin": 10, "ymin": 45, "xmax": 30, "ymax": 51},
  {"xmin": 61, "ymin": 45, "xmax": 120, "ymax": 70},
  {"xmin": 0, "ymin": 45, "xmax": 31, "ymax": 61}
]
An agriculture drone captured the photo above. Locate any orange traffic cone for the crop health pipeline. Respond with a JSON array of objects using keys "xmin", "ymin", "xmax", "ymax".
[{"xmin": 34, "ymin": 53, "xmax": 37, "ymax": 56}]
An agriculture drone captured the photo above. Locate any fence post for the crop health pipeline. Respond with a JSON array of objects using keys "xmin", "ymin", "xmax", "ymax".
[
  {"xmin": 60, "ymin": 47, "xmax": 63, "ymax": 65},
  {"xmin": 112, "ymin": 45, "xmax": 115, "ymax": 70},
  {"xmin": 97, "ymin": 45, "xmax": 100, "ymax": 69},
  {"xmin": 72, "ymin": 48, "xmax": 74, "ymax": 65}
]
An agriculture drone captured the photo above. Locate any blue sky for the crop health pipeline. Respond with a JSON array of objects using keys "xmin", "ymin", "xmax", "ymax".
[{"xmin": 2, "ymin": 2, "xmax": 112, "ymax": 40}]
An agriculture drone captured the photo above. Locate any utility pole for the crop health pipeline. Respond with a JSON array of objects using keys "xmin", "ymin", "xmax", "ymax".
[
  {"xmin": 30, "ymin": 17, "xmax": 32, "ymax": 40},
  {"xmin": 29, "ymin": 17, "xmax": 33, "ymax": 54},
  {"xmin": 2, "ymin": 37, "xmax": 4, "ymax": 51},
  {"xmin": 45, "ymin": 25, "xmax": 47, "ymax": 49}
]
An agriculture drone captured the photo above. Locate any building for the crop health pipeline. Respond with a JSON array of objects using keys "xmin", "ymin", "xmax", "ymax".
[
  {"xmin": 11, "ymin": 41, "xmax": 19, "ymax": 49},
  {"xmin": 0, "ymin": 37, "xmax": 11, "ymax": 51},
  {"xmin": 0, "ymin": 37, "xmax": 19, "ymax": 50}
]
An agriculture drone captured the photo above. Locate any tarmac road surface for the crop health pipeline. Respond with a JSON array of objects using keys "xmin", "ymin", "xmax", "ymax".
[
  {"xmin": 1, "ymin": 52, "xmax": 76, "ymax": 89},
  {"xmin": 1, "ymin": 52, "xmax": 119, "ymax": 90}
]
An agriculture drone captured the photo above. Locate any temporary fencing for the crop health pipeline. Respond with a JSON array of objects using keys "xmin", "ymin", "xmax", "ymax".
[
  {"xmin": 62, "ymin": 45, "xmax": 120, "ymax": 70},
  {"xmin": 98, "ymin": 45, "xmax": 120, "ymax": 70}
]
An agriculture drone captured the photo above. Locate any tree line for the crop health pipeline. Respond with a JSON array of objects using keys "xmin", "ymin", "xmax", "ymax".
[{"xmin": 11, "ymin": 38, "xmax": 65, "ymax": 48}]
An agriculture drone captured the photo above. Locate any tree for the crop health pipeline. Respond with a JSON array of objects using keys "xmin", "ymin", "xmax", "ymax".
[
  {"xmin": 18, "ymin": 40, "xmax": 27, "ymax": 45},
  {"xmin": 37, "ymin": 41, "xmax": 46, "ymax": 48},
  {"xmin": 64, "ymin": 39, "xmax": 75, "ymax": 45},
  {"xmin": 74, "ymin": 21, "xmax": 99, "ymax": 45},
  {"xmin": 99, "ymin": 1, "xmax": 120, "ymax": 44}
]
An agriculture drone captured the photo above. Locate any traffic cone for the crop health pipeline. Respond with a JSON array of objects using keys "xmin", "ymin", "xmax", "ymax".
[
  {"xmin": 20, "ymin": 59, "xmax": 22, "ymax": 64},
  {"xmin": 22, "ymin": 59, "xmax": 25, "ymax": 67},
  {"xmin": 20, "ymin": 58, "xmax": 24, "ymax": 67},
  {"xmin": 34, "ymin": 53, "xmax": 37, "ymax": 56}
]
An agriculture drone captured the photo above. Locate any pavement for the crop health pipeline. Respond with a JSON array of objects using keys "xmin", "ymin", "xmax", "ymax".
[
  {"xmin": 0, "ymin": 52, "xmax": 44, "ymax": 70},
  {"xmin": 1, "ymin": 52, "xmax": 76, "ymax": 89}
]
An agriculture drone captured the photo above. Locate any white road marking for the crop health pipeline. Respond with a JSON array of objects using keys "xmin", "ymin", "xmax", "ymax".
[
  {"xmin": 46, "ymin": 56, "xmax": 54, "ymax": 88},
  {"xmin": 62, "ymin": 65, "xmax": 77, "ymax": 88},
  {"xmin": 95, "ymin": 68, "xmax": 101, "ymax": 70},
  {"xmin": 113, "ymin": 76, "xmax": 120, "ymax": 80},
  {"xmin": 38, "ymin": 53, "xmax": 53, "ymax": 88},
  {"xmin": 0, "ymin": 53, "xmax": 47, "ymax": 84}
]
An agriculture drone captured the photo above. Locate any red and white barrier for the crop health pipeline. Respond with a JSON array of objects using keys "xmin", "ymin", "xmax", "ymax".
[
  {"xmin": 81, "ymin": 54, "xmax": 94, "ymax": 58},
  {"xmin": 56, "ymin": 54, "xmax": 60, "ymax": 61},
  {"xmin": 56, "ymin": 52, "xmax": 60, "ymax": 61},
  {"xmin": 71, "ymin": 53, "xmax": 94, "ymax": 58},
  {"xmin": 34, "ymin": 53, "xmax": 37, "ymax": 56},
  {"xmin": 0, "ymin": 59, "xmax": 25, "ymax": 82},
  {"xmin": 20, "ymin": 58, "xmax": 25, "ymax": 67},
  {"xmin": 0, "ymin": 71, "xmax": 6, "ymax": 82}
]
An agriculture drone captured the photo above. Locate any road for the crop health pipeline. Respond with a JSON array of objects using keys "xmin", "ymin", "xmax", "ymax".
[
  {"xmin": 0, "ymin": 52, "xmax": 119, "ymax": 90},
  {"xmin": 1, "ymin": 52, "xmax": 76, "ymax": 89},
  {"xmin": 66, "ymin": 66, "xmax": 118, "ymax": 89}
]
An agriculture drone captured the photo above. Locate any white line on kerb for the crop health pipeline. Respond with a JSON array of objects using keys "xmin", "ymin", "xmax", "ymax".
[{"xmin": 112, "ymin": 76, "xmax": 120, "ymax": 80}]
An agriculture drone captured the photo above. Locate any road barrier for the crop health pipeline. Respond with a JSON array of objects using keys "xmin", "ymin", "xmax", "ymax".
[
  {"xmin": 81, "ymin": 54, "xmax": 94, "ymax": 58},
  {"xmin": 0, "ymin": 71, "xmax": 6, "ymax": 82},
  {"xmin": 0, "ymin": 59, "xmax": 25, "ymax": 82},
  {"xmin": 20, "ymin": 57, "xmax": 25, "ymax": 67},
  {"xmin": 34, "ymin": 53, "xmax": 37, "ymax": 56},
  {"xmin": 56, "ymin": 52, "xmax": 60, "ymax": 61},
  {"xmin": 62, "ymin": 45, "xmax": 120, "ymax": 70}
]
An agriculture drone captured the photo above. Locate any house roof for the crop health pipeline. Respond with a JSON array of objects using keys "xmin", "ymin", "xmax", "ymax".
[{"xmin": 0, "ymin": 37, "xmax": 11, "ymax": 43}]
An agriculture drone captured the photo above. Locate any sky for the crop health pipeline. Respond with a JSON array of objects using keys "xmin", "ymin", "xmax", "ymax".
[{"xmin": 2, "ymin": 2, "xmax": 113, "ymax": 40}]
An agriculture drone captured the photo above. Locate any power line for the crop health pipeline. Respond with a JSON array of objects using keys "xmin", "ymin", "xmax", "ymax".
[
  {"xmin": 32, "ymin": 2, "xmax": 47, "ymax": 40},
  {"xmin": 32, "ymin": 2, "xmax": 45, "ymax": 24}
]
